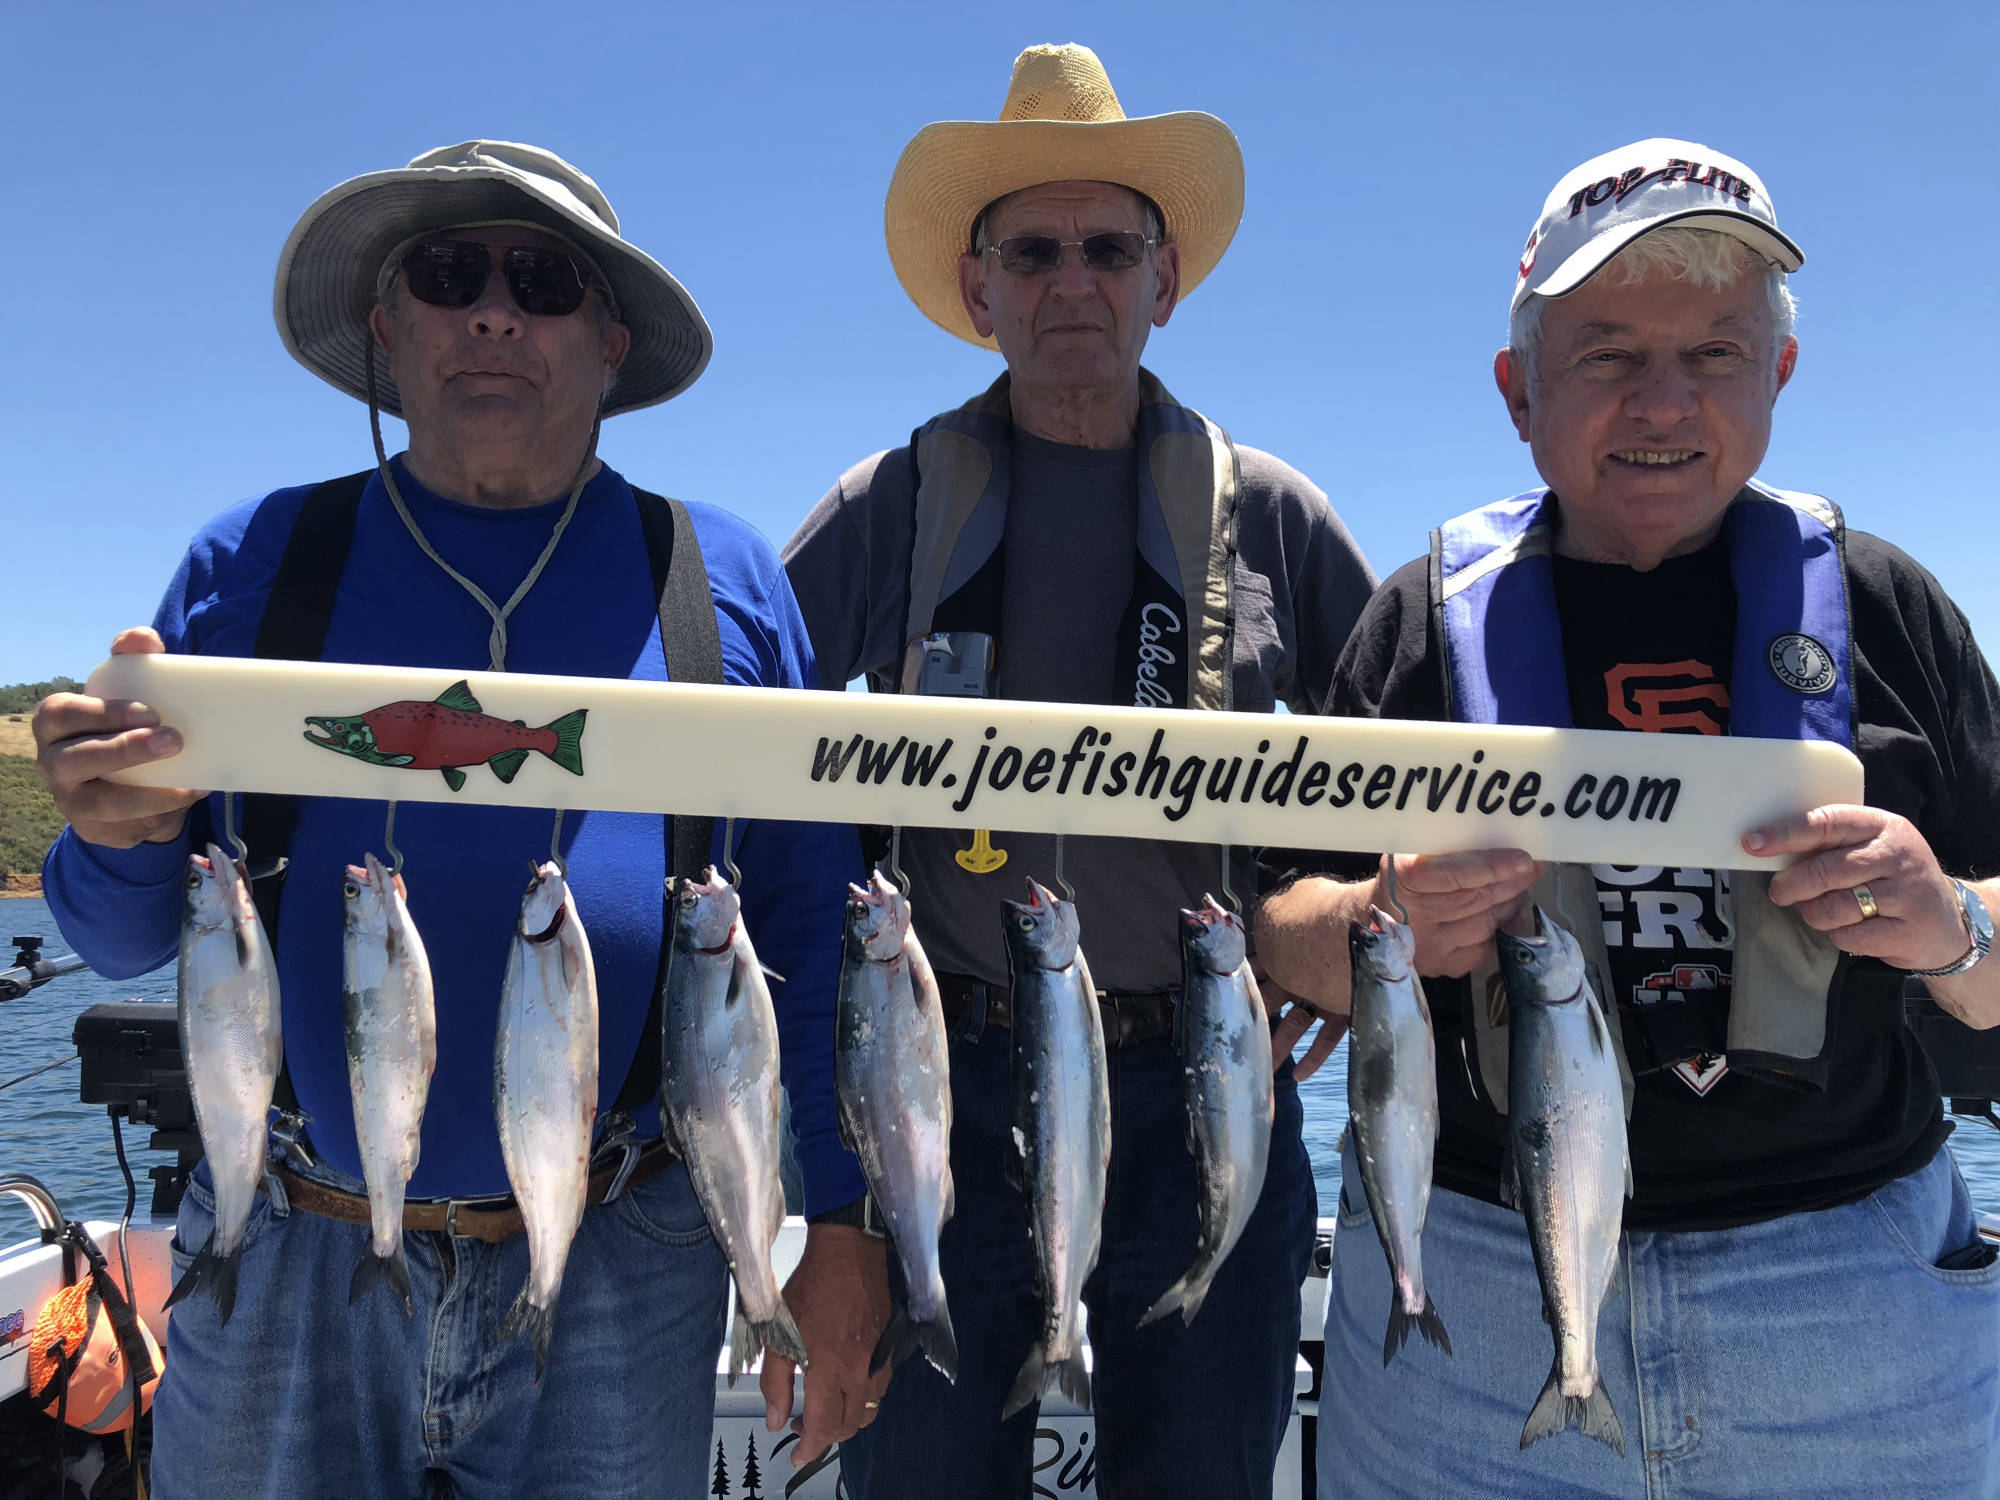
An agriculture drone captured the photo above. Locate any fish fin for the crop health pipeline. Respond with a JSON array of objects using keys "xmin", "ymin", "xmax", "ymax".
[
  {"xmin": 868, "ymin": 1300, "xmax": 957, "ymax": 1382},
  {"xmin": 1540, "ymin": 1298, "xmax": 1553, "ymax": 1327},
  {"xmin": 729, "ymin": 1288, "xmax": 808, "ymax": 1385},
  {"xmin": 1626, "ymin": 1149, "xmax": 1636, "ymax": 1200},
  {"xmin": 1003, "ymin": 1124, "xmax": 1028, "ymax": 1196},
  {"xmin": 435, "ymin": 680, "xmax": 482, "ymax": 712},
  {"xmin": 1335, "ymin": 1122, "xmax": 1350, "ymax": 1156},
  {"xmin": 165, "ymin": 1235, "xmax": 244, "ymax": 1326},
  {"xmin": 350, "ymin": 1247, "xmax": 414, "ymax": 1315},
  {"xmin": 868, "ymin": 1303, "xmax": 908, "ymax": 1376},
  {"xmin": 1001, "ymin": 1343, "xmax": 1055, "ymax": 1421},
  {"xmin": 1585, "ymin": 991, "xmax": 1612, "ymax": 1056},
  {"xmin": 499, "ymin": 1289, "xmax": 556, "ymax": 1381},
  {"xmin": 1520, "ymin": 1365, "xmax": 1625, "ymax": 1455},
  {"xmin": 1056, "ymin": 1343, "xmax": 1090, "ymax": 1411},
  {"xmin": 162, "ymin": 1230, "xmax": 217, "ymax": 1314},
  {"xmin": 488, "ymin": 748, "xmax": 529, "ymax": 784},
  {"xmin": 759, "ymin": 963, "xmax": 788, "ymax": 986},
  {"xmin": 1499, "ymin": 1144, "xmax": 1520, "ymax": 1211},
  {"xmin": 383, "ymin": 754, "xmax": 416, "ymax": 767},
  {"xmin": 1384, "ymin": 1294, "xmax": 1452, "ymax": 1366},
  {"xmin": 440, "ymin": 766, "xmax": 466, "ymax": 792},
  {"xmin": 541, "ymin": 708, "xmax": 588, "ymax": 777}
]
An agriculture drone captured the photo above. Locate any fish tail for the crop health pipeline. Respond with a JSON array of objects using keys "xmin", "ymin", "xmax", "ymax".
[
  {"xmin": 540, "ymin": 709, "xmax": 588, "ymax": 777},
  {"xmin": 500, "ymin": 1289, "xmax": 556, "ymax": 1381},
  {"xmin": 1056, "ymin": 1342, "xmax": 1090, "ymax": 1411},
  {"xmin": 1384, "ymin": 1292, "xmax": 1452, "ymax": 1366},
  {"xmin": 350, "ymin": 1246, "xmax": 414, "ymax": 1315},
  {"xmin": 165, "ymin": 1233, "xmax": 244, "ymax": 1327},
  {"xmin": 1001, "ymin": 1343, "xmax": 1054, "ymax": 1421},
  {"xmin": 1137, "ymin": 1263, "xmax": 1213, "ymax": 1330},
  {"xmin": 729, "ymin": 1289, "xmax": 808, "ymax": 1386},
  {"xmin": 870, "ymin": 1301, "xmax": 960, "ymax": 1384},
  {"xmin": 1521, "ymin": 1365, "xmax": 1625, "ymax": 1455}
]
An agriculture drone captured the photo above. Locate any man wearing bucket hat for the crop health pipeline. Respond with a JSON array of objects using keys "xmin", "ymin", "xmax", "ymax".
[
  {"xmin": 34, "ymin": 141, "xmax": 879, "ymax": 1496},
  {"xmin": 1257, "ymin": 139, "xmax": 2000, "ymax": 1494},
  {"xmin": 783, "ymin": 43, "xmax": 1375, "ymax": 1499}
]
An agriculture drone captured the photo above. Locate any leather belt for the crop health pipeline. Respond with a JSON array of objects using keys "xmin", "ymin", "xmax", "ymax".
[
  {"xmin": 264, "ymin": 1141, "xmax": 678, "ymax": 1245},
  {"xmin": 935, "ymin": 972, "xmax": 1178, "ymax": 1049}
]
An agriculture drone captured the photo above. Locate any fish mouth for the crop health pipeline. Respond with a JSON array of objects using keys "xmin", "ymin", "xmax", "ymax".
[{"xmin": 302, "ymin": 717, "xmax": 344, "ymax": 748}]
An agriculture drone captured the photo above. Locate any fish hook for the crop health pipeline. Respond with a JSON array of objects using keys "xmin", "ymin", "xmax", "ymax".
[
  {"xmin": 1053, "ymin": 832, "xmax": 1076, "ymax": 904},
  {"xmin": 886, "ymin": 826, "xmax": 907, "ymax": 893},
  {"xmin": 1219, "ymin": 842, "xmax": 1241, "ymax": 916},
  {"xmin": 221, "ymin": 790, "xmax": 248, "ymax": 866},
  {"xmin": 1382, "ymin": 854, "xmax": 1410, "ymax": 925},
  {"xmin": 382, "ymin": 801, "xmax": 405, "ymax": 878},
  {"xmin": 722, "ymin": 817, "xmax": 742, "ymax": 889},
  {"xmin": 548, "ymin": 808, "xmax": 568, "ymax": 878}
]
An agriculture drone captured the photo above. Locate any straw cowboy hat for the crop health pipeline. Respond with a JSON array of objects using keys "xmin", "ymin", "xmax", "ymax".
[
  {"xmin": 274, "ymin": 140, "xmax": 712, "ymax": 418},
  {"xmin": 885, "ymin": 44, "xmax": 1245, "ymax": 348}
]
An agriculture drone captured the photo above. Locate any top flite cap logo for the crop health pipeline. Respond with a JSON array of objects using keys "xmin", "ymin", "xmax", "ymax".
[
  {"xmin": 1768, "ymin": 634, "xmax": 1836, "ymax": 695},
  {"xmin": 1564, "ymin": 159, "xmax": 1760, "ymax": 221}
]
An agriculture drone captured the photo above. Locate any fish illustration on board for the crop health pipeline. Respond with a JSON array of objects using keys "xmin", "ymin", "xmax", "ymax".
[{"xmin": 303, "ymin": 680, "xmax": 586, "ymax": 791}]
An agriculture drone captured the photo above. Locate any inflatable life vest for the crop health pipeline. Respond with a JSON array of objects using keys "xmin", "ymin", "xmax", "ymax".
[{"xmin": 1432, "ymin": 481, "xmax": 1856, "ymax": 1100}]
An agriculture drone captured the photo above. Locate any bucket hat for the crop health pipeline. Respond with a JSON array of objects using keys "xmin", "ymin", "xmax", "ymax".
[
  {"xmin": 884, "ymin": 44, "xmax": 1244, "ymax": 349},
  {"xmin": 275, "ymin": 140, "xmax": 711, "ymax": 417}
]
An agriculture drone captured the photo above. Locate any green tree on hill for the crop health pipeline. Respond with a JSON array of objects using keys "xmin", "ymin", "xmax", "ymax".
[
  {"xmin": 0, "ymin": 758, "xmax": 62, "ymax": 879},
  {"xmin": 0, "ymin": 678, "xmax": 80, "ymax": 715}
]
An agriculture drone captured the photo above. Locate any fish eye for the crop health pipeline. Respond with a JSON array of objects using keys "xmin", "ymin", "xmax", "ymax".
[
  {"xmin": 1016, "ymin": 914, "xmax": 1034, "ymax": 931},
  {"xmin": 184, "ymin": 869, "xmax": 202, "ymax": 890},
  {"xmin": 343, "ymin": 880, "xmax": 360, "ymax": 899}
]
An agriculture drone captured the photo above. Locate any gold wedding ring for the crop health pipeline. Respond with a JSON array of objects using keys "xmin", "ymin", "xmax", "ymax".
[
  {"xmin": 1853, "ymin": 883, "xmax": 1880, "ymax": 921},
  {"xmin": 863, "ymin": 1399, "xmax": 881, "ymax": 1410}
]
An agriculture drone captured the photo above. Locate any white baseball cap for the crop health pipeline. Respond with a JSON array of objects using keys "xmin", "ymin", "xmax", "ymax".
[{"xmin": 1511, "ymin": 138, "xmax": 1804, "ymax": 313}]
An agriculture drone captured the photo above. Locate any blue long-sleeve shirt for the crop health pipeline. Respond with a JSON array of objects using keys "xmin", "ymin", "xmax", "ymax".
[{"xmin": 45, "ymin": 459, "xmax": 867, "ymax": 1213}]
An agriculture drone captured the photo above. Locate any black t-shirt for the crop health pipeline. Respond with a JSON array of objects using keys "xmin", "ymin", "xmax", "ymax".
[{"xmin": 1300, "ymin": 525, "xmax": 2000, "ymax": 1232}]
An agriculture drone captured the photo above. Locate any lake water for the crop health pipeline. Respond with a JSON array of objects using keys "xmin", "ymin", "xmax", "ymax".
[{"xmin": 4, "ymin": 893, "xmax": 1998, "ymax": 1239}]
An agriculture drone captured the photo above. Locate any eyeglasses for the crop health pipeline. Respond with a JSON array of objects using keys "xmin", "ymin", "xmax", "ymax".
[
  {"xmin": 399, "ymin": 239, "xmax": 598, "ymax": 317},
  {"xmin": 982, "ymin": 232, "xmax": 1157, "ymax": 276}
]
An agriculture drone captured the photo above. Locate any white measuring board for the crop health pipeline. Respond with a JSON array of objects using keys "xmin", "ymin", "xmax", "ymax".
[{"xmin": 88, "ymin": 654, "xmax": 1861, "ymax": 870}]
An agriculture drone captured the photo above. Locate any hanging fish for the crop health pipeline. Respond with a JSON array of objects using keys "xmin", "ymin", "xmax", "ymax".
[
  {"xmin": 1141, "ymin": 895, "xmax": 1273, "ymax": 1329},
  {"xmin": 341, "ymin": 852, "xmax": 438, "ymax": 1313},
  {"xmin": 659, "ymin": 869, "xmax": 806, "ymax": 1383},
  {"xmin": 165, "ymin": 844, "xmax": 283, "ymax": 1327},
  {"xmin": 494, "ymin": 861, "xmax": 598, "ymax": 1378},
  {"xmin": 1000, "ymin": 878, "xmax": 1110, "ymax": 1419},
  {"xmin": 835, "ymin": 871, "xmax": 957, "ymax": 1380},
  {"xmin": 1347, "ymin": 904, "xmax": 1450, "ymax": 1364},
  {"xmin": 1500, "ymin": 909, "xmax": 1631, "ymax": 1455}
]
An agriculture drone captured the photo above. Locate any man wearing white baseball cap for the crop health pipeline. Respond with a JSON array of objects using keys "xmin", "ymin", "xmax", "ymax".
[
  {"xmin": 783, "ymin": 42, "xmax": 1374, "ymax": 1500},
  {"xmin": 1260, "ymin": 138, "xmax": 2000, "ymax": 1494},
  {"xmin": 35, "ymin": 141, "xmax": 874, "ymax": 1497}
]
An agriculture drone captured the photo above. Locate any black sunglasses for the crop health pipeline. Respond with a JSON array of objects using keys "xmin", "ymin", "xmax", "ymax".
[
  {"xmin": 984, "ymin": 231, "xmax": 1156, "ymax": 276},
  {"xmin": 399, "ymin": 239, "xmax": 597, "ymax": 317}
]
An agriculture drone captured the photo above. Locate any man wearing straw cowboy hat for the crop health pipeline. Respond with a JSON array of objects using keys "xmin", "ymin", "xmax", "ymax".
[
  {"xmin": 785, "ymin": 43, "xmax": 1375, "ymax": 1498},
  {"xmin": 1259, "ymin": 138, "xmax": 2000, "ymax": 1495},
  {"xmin": 34, "ymin": 141, "xmax": 878, "ymax": 1497}
]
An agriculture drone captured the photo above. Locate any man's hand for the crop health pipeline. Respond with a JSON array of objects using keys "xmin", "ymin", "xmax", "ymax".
[
  {"xmin": 1750, "ymin": 806, "xmax": 1968, "ymax": 970},
  {"xmin": 1378, "ymin": 849, "xmax": 1540, "ymax": 978},
  {"xmin": 1257, "ymin": 965, "xmax": 1345, "ymax": 1081},
  {"xmin": 33, "ymin": 628, "xmax": 205, "ymax": 849},
  {"xmin": 759, "ymin": 1221, "xmax": 893, "ymax": 1468}
]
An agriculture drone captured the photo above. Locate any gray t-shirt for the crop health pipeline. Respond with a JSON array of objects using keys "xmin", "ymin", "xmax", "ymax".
[{"xmin": 784, "ymin": 426, "xmax": 1376, "ymax": 991}]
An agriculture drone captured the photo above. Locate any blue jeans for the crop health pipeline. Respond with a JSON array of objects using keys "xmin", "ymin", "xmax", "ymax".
[
  {"xmin": 150, "ymin": 1153, "xmax": 729, "ymax": 1499},
  {"xmin": 1319, "ymin": 1136, "xmax": 2000, "ymax": 1498},
  {"xmin": 840, "ymin": 1027, "xmax": 1317, "ymax": 1500}
]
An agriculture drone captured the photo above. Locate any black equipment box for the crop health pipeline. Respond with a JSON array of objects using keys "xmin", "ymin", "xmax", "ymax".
[{"xmin": 73, "ymin": 1000, "xmax": 194, "ymax": 1132}]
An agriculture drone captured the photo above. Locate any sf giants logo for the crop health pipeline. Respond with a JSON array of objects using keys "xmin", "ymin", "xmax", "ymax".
[
  {"xmin": 1604, "ymin": 659, "xmax": 1729, "ymax": 735},
  {"xmin": 1567, "ymin": 159, "xmax": 1757, "ymax": 219}
]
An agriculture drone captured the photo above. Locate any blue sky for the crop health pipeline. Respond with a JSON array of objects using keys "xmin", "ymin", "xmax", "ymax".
[{"xmin": 3, "ymin": 0, "xmax": 1994, "ymax": 686}]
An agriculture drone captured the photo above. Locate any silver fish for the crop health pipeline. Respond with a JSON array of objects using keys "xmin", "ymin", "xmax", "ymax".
[
  {"xmin": 341, "ymin": 852, "xmax": 437, "ymax": 1314},
  {"xmin": 165, "ymin": 843, "xmax": 282, "ymax": 1326},
  {"xmin": 1000, "ymin": 878, "xmax": 1110, "ymax": 1419},
  {"xmin": 1347, "ymin": 903, "xmax": 1451, "ymax": 1364},
  {"xmin": 1499, "ymin": 908, "xmax": 1631, "ymax": 1455},
  {"xmin": 495, "ymin": 860, "xmax": 598, "ymax": 1377},
  {"xmin": 659, "ymin": 869, "xmax": 806, "ymax": 1382},
  {"xmin": 1141, "ymin": 895, "xmax": 1273, "ymax": 1329},
  {"xmin": 836, "ymin": 871, "xmax": 958, "ymax": 1380}
]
